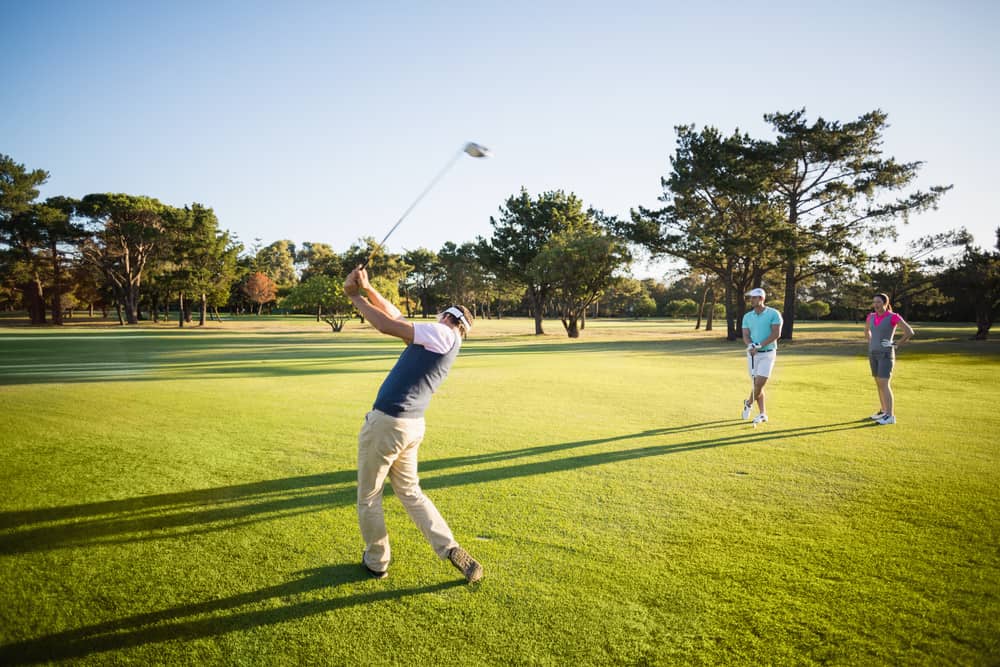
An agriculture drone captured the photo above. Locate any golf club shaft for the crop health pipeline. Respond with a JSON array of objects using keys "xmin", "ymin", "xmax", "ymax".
[{"xmin": 360, "ymin": 148, "xmax": 465, "ymax": 270}]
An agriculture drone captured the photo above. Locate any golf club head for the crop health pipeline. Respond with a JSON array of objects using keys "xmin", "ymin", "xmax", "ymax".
[{"xmin": 463, "ymin": 142, "xmax": 492, "ymax": 158}]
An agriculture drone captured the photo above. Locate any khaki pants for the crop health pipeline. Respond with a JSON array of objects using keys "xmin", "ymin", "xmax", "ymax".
[{"xmin": 358, "ymin": 409, "xmax": 457, "ymax": 572}]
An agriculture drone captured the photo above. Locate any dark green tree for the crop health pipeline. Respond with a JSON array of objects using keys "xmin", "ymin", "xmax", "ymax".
[
  {"xmin": 0, "ymin": 155, "xmax": 51, "ymax": 323},
  {"xmin": 282, "ymin": 275, "xmax": 355, "ymax": 331},
  {"xmin": 939, "ymin": 229, "xmax": 1000, "ymax": 340},
  {"xmin": 479, "ymin": 188, "xmax": 596, "ymax": 334},
  {"xmin": 761, "ymin": 109, "xmax": 951, "ymax": 339},
  {"xmin": 528, "ymin": 224, "xmax": 631, "ymax": 338},
  {"xmin": 79, "ymin": 194, "xmax": 170, "ymax": 324},
  {"xmin": 256, "ymin": 240, "xmax": 298, "ymax": 290},
  {"xmin": 438, "ymin": 241, "xmax": 485, "ymax": 314},
  {"xmin": 296, "ymin": 242, "xmax": 341, "ymax": 282},
  {"xmin": 402, "ymin": 248, "xmax": 442, "ymax": 317},
  {"xmin": 624, "ymin": 126, "xmax": 786, "ymax": 340},
  {"xmin": 34, "ymin": 196, "xmax": 88, "ymax": 324}
]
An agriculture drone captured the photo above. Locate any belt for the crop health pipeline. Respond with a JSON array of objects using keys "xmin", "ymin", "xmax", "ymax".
[{"xmin": 754, "ymin": 349, "xmax": 775, "ymax": 354}]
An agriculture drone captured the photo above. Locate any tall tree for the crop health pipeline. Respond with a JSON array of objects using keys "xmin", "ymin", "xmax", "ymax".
[
  {"xmin": 296, "ymin": 242, "xmax": 341, "ymax": 282},
  {"xmin": 0, "ymin": 155, "xmax": 51, "ymax": 323},
  {"xmin": 624, "ymin": 126, "xmax": 786, "ymax": 339},
  {"xmin": 939, "ymin": 229, "xmax": 1000, "ymax": 340},
  {"xmin": 79, "ymin": 194, "xmax": 170, "ymax": 324},
  {"xmin": 528, "ymin": 222, "xmax": 630, "ymax": 338},
  {"xmin": 479, "ymin": 188, "xmax": 594, "ymax": 334},
  {"xmin": 402, "ymin": 248, "xmax": 442, "ymax": 317},
  {"xmin": 761, "ymin": 109, "xmax": 951, "ymax": 339},
  {"xmin": 34, "ymin": 196, "xmax": 87, "ymax": 324},
  {"xmin": 256, "ymin": 240, "xmax": 298, "ymax": 289},
  {"xmin": 438, "ymin": 241, "xmax": 486, "ymax": 314}
]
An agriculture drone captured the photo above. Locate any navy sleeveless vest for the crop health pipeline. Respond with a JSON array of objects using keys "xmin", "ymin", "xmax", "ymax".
[{"xmin": 373, "ymin": 333, "xmax": 460, "ymax": 418}]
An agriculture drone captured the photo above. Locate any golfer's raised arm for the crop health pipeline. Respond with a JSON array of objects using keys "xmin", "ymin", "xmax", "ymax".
[
  {"xmin": 344, "ymin": 269, "xmax": 413, "ymax": 343},
  {"xmin": 355, "ymin": 267, "xmax": 406, "ymax": 321}
]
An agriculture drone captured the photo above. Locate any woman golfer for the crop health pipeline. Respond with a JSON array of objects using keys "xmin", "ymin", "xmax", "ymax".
[
  {"xmin": 866, "ymin": 293, "xmax": 915, "ymax": 425},
  {"xmin": 344, "ymin": 266, "xmax": 483, "ymax": 583}
]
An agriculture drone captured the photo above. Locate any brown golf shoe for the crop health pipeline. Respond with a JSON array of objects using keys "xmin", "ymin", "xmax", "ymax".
[{"xmin": 448, "ymin": 546, "xmax": 483, "ymax": 583}]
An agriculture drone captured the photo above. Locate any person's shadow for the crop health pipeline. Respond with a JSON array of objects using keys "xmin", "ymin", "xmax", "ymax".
[{"xmin": 0, "ymin": 564, "xmax": 463, "ymax": 665}]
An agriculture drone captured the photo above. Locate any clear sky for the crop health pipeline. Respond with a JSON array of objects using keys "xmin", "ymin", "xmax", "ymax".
[{"xmin": 2, "ymin": 1, "xmax": 997, "ymax": 277}]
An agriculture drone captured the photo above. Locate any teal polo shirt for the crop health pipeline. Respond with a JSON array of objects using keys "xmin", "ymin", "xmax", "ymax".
[{"xmin": 742, "ymin": 307, "xmax": 783, "ymax": 352}]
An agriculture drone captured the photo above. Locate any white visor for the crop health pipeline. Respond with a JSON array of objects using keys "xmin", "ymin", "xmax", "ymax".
[{"xmin": 443, "ymin": 306, "xmax": 471, "ymax": 330}]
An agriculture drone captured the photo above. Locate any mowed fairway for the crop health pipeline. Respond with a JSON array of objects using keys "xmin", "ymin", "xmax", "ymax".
[{"xmin": 0, "ymin": 317, "xmax": 997, "ymax": 665}]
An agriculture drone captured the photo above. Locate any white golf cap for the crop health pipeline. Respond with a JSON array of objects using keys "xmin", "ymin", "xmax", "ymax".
[
  {"xmin": 746, "ymin": 288, "xmax": 766, "ymax": 298},
  {"xmin": 443, "ymin": 306, "xmax": 472, "ymax": 330}
]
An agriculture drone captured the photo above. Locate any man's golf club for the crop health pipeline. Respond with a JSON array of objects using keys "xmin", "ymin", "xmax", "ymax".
[{"xmin": 360, "ymin": 142, "xmax": 492, "ymax": 269}]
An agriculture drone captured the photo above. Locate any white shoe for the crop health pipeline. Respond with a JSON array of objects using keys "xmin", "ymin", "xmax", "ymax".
[
  {"xmin": 876, "ymin": 414, "xmax": 896, "ymax": 425},
  {"xmin": 870, "ymin": 410, "xmax": 886, "ymax": 421},
  {"xmin": 751, "ymin": 414, "xmax": 768, "ymax": 425},
  {"xmin": 742, "ymin": 400, "xmax": 752, "ymax": 420}
]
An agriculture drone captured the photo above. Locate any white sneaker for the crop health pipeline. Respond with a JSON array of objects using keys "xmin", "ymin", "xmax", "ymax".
[
  {"xmin": 752, "ymin": 414, "xmax": 768, "ymax": 425},
  {"xmin": 870, "ymin": 410, "xmax": 886, "ymax": 421},
  {"xmin": 876, "ymin": 414, "xmax": 896, "ymax": 425},
  {"xmin": 742, "ymin": 400, "xmax": 752, "ymax": 420}
]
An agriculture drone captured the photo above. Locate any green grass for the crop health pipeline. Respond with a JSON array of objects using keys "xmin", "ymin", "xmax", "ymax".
[{"xmin": 0, "ymin": 317, "xmax": 998, "ymax": 665}]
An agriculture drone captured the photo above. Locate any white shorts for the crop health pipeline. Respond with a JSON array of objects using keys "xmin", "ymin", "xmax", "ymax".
[{"xmin": 748, "ymin": 351, "xmax": 776, "ymax": 378}]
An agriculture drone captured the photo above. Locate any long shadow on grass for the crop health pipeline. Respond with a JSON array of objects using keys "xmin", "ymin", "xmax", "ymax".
[
  {"xmin": 0, "ymin": 564, "xmax": 464, "ymax": 665},
  {"xmin": 0, "ymin": 420, "xmax": 868, "ymax": 555},
  {"xmin": 419, "ymin": 420, "xmax": 871, "ymax": 492},
  {"xmin": 0, "ymin": 331, "xmax": 412, "ymax": 386}
]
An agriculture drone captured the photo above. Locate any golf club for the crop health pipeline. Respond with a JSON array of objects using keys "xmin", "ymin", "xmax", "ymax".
[
  {"xmin": 748, "ymin": 351, "xmax": 757, "ymax": 427},
  {"xmin": 360, "ymin": 142, "xmax": 492, "ymax": 270}
]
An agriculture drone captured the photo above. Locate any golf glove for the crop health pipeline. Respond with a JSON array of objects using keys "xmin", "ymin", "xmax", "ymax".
[
  {"xmin": 746, "ymin": 342, "xmax": 758, "ymax": 352},
  {"xmin": 880, "ymin": 339, "xmax": 894, "ymax": 348}
]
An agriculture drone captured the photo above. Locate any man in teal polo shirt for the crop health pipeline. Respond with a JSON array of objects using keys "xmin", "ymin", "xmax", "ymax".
[{"xmin": 741, "ymin": 288, "xmax": 783, "ymax": 425}]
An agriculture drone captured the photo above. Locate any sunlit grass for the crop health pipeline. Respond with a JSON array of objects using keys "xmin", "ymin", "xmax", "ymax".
[{"xmin": 0, "ymin": 318, "xmax": 997, "ymax": 665}]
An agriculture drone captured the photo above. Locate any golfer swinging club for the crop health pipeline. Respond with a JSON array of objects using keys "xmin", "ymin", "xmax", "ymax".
[
  {"xmin": 741, "ymin": 288, "xmax": 783, "ymax": 425},
  {"xmin": 344, "ymin": 266, "xmax": 483, "ymax": 583}
]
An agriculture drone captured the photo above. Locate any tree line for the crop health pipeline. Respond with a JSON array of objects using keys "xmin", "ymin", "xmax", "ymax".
[{"xmin": 2, "ymin": 109, "xmax": 998, "ymax": 339}]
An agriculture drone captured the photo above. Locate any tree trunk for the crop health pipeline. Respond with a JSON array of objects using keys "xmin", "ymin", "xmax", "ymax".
[
  {"xmin": 50, "ymin": 244, "xmax": 64, "ymax": 325},
  {"xmin": 316, "ymin": 305, "xmax": 322, "ymax": 322},
  {"xmin": 696, "ymin": 281, "xmax": 709, "ymax": 330},
  {"xmin": 974, "ymin": 307, "xmax": 992, "ymax": 340},
  {"xmin": 178, "ymin": 292, "xmax": 185, "ymax": 328},
  {"xmin": 49, "ymin": 292, "xmax": 63, "ymax": 325},
  {"xmin": 562, "ymin": 316, "xmax": 580, "ymax": 338},
  {"xmin": 115, "ymin": 301, "xmax": 125, "ymax": 325},
  {"xmin": 531, "ymin": 290, "xmax": 545, "ymax": 335},
  {"xmin": 199, "ymin": 294, "xmax": 207, "ymax": 326},
  {"xmin": 706, "ymin": 288, "xmax": 716, "ymax": 332},
  {"xmin": 781, "ymin": 261, "xmax": 796, "ymax": 340},
  {"xmin": 124, "ymin": 286, "xmax": 139, "ymax": 324},
  {"xmin": 724, "ymin": 282, "xmax": 738, "ymax": 340},
  {"xmin": 24, "ymin": 279, "xmax": 46, "ymax": 325}
]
